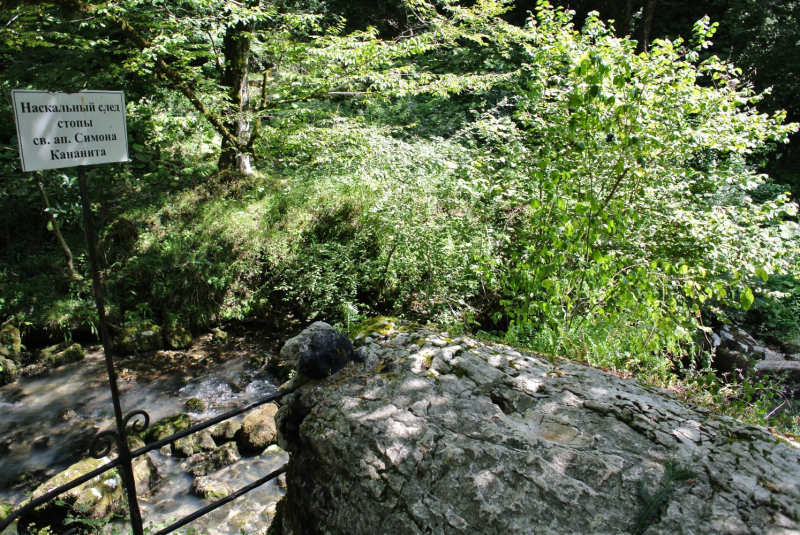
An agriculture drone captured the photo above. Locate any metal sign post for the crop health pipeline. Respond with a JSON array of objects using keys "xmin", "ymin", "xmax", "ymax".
[{"xmin": 2, "ymin": 90, "xmax": 291, "ymax": 535}]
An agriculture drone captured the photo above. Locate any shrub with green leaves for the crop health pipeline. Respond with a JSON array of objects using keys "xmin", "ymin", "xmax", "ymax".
[{"xmin": 464, "ymin": 3, "xmax": 798, "ymax": 373}]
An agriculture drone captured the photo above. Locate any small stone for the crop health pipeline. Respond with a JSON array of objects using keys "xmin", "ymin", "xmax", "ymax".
[
  {"xmin": 192, "ymin": 476, "xmax": 233, "ymax": 501},
  {"xmin": 184, "ymin": 397, "xmax": 206, "ymax": 413}
]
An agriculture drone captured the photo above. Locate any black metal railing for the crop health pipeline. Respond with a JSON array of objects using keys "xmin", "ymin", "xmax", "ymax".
[{"xmin": 0, "ymin": 166, "xmax": 291, "ymax": 535}]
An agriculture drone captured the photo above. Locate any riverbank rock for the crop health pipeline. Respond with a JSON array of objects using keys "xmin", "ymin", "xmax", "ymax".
[
  {"xmin": 17, "ymin": 457, "xmax": 124, "ymax": 532},
  {"xmin": 116, "ymin": 324, "xmax": 164, "ymax": 355},
  {"xmin": 274, "ymin": 322, "xmax": 800, "ymax": 535},
  {"xmin": 706, "ymin": 324, "xmax": 765, "ymax": 376},
  {"xmin": 240, "ymin": 403, "xmax": 279, "ymax": 453},
  {"xmin": 164, "ymin": 326, "xmax": 193, "ymax": 350},
  {"xmin": 0, "ymin": 356, "xmax": 18, "ymax": 386},
  {"xmin": 279, "ymin": 321, "xmax": 361, "ymax": 380},
  {"xmin": 47, "ymin": 343, "xmax": 85, "ymax": 368},
  {"xmin": 0, "ymin": 324, "xmax": 22, "ymax": 363}
]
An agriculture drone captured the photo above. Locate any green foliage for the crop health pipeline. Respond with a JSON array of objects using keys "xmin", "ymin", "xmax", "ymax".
[
  {"xmin": 631, "ymin": 459, "xmax": 698, "ymax": 535},
  {"xmin": 464, "ymin": 4, "xmax": 798, "ymax": 379}
]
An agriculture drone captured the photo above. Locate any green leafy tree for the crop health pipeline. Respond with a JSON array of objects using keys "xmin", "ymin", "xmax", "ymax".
[{"xmin": 468, "ymin": 4, "xmax": 798, "ymax": 371}]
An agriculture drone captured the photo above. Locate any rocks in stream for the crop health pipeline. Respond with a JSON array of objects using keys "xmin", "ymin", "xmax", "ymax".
[
  {"xmin": 193, "ymin": 476, "xmax": 233, "ymax": 501},
  {"xmin": 240, "ymin": 403, "xmax": 279, "ymax": 453},
  {"xmin": 145, "ymin": 414, "xmax": 192, "ymax": 443},
  {"xmin": 183, "ymin": 442, "xmax": 242, "ymax": 477},
  {"xmin": 172, "ymin": 430, "xmax": 217, "ymax": 457},
  {"xmin": 211, "ymin": 419, "xmax": 243, "ymax": 444},
  {"xmin": 128, "ymin": 436, "xmax": 160, "ymax": 493},
  {"xmin": 274, "ymin": 321, "xmax": 800, "ymax": 535}
]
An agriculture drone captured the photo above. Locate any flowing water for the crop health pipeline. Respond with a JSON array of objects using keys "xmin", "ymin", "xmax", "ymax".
[{"xmin": 0, "ymin": 331, "xmax": 289, "ymax": 534}]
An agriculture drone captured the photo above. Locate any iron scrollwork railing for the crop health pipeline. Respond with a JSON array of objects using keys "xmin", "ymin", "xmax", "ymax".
[{"xmin": 0, "ymin": 166, "xmax": 292, "ymax": 535}]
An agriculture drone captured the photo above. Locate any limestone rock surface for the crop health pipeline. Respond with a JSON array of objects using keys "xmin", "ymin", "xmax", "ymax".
[{"xmin": 275, "ymin": 323, "xmax": 800, "ymax": 535}]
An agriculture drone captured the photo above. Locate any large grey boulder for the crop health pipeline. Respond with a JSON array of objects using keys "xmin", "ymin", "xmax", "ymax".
[
  {"xmin": 275, "ymin": 323, "xmax": 800, "ymax": 535},
  {"xmin": 279, "ymin": 321, "xmax": 361, "ymax": 380}
]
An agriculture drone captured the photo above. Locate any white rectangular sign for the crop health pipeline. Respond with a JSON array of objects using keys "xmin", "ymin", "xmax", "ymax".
[{"xmin": 12, "ymin": 90, "xmax": 129, "ymax": 172}]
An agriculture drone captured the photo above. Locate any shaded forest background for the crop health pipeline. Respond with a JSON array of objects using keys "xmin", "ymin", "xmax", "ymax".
[{"xmin": 1, "ymin": 0, "xmax": 798, "ymax": 430}]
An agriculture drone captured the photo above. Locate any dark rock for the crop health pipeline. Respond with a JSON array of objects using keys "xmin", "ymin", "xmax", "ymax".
[
  {"xmin": 279, "ymin": 321, "xmax": 361, "ymax": 380},
  {"xmin": 755, "ymin": 360, "xmax": 800, "ymax": 384},
  {"xmin": 240, "ymin": 403, "xmax": 279, "ymax": 453},
  {"xmin": 192, "ymin": 476, "xmax": 233, "ymax": 501},
  {"xmin": 707, "ymin": 324, "xmax": 765, "ymax": 377},
  {"xmin": 183, "ymin": 442, "xmax": 241, "ymax": 477},
  {"xmin": 211, "ymin": 329, "xmax": 228, "ymax": 344},
  {"xmin": 48, "ymin": 343, "xmax": 85, "ymax": 368}
]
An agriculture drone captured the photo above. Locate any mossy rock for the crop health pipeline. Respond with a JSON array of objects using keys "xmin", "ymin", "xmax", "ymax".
[
  {"xmin": 164, "ymin": 327, "xmax": 193, "ymax": 350},
  {"xmin": 173, "ymin": 430, "xmax": 217, "ymax": 458},
  {"xmin": 183, "ymin": 442, "xmax": 241, "ymax": 477},
  {"xmin": 349, "ymin": 316, "xmax": 400, "ymax": 339},
  {"xmin": 0, "ymin": 502, "xmax": 12, "ymax": 522},
  {"xmin": 47, "ymin": 343, "xmax": 85, "ymax": 368},
  {"xmin": 0, "ymin": 324, "xmax": 22, "ymax": 363},
  {"xmin": 211, "ymin": 329, "xmax": 228, "ymax": 344},
  {"xmin": 145, "ymin": 414, "xmax": 191, "ymax": 443},
  {"xmin": 17, "ymin": 457, "xmax": 125, "ymax": 532},
  {"xmin": 210, "ymin": 419, "xmax": 242, "ymax": 444},
  {"xmin": 184, "ymin": 397, "xmax": 206, "ymax": 413},
  {"xmin": 192, "ymin": 476, "xmax": 233, "ymax": 501},
  {"xmin": 0, "ymin": 356, "xmax": 19, "ymax": 386},
  {"xmin": 116, "ymin": 324, "xmax": 164, "ymax": 355},
  {"xmin": 127, "ymin": 436, "xmax": 160, "ymax": 493}
]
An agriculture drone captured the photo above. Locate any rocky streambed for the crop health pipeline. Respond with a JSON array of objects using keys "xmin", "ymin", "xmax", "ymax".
[{"xmin": 0, "ymin": 329, "xmax": 289, "ymax": 534}]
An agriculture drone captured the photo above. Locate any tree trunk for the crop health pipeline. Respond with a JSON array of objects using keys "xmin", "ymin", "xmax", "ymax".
[
  {"xmin": 36, "ymin": 173, "xmax": 81, "ymax": 280},
  {"xmin": 636, "ymin": 0, "xmax": 657, "ymax": 54},
  {"xmin": 615, "ymin": 0, "xmax": 636, "ymax": 38},
  {"xmin": 218, "ymin": 20, "xmax": 253, "ymax": 174}
]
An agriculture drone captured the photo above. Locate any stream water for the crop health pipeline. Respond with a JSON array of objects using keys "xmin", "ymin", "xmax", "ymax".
[{"xmin": 0, "ymin": 331, "xmax": 288, "ymax": 534}]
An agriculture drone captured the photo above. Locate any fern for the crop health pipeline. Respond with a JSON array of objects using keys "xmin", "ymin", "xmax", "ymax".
[{"xmin": 631, "ymin": 459, "xmax": 698, "ymax": 535}]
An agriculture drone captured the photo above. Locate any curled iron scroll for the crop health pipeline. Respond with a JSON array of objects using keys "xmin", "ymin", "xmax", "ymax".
[
  {"xmin": 89, "ymin": 430, "xmax": 122, "ymax": 459},
  {"xmin": 123, "ymin": 409, "xmax": 150, "ymax": 437}
]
